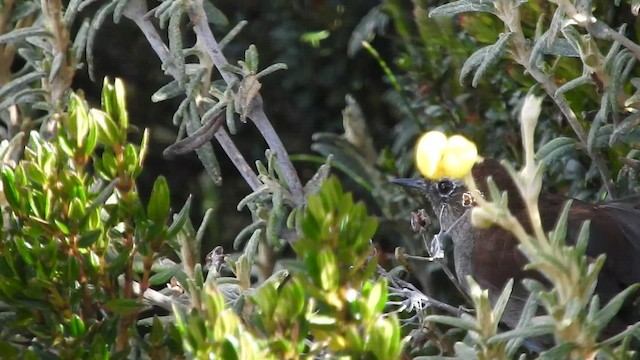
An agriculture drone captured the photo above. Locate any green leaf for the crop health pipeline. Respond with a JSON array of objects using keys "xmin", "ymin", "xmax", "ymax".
[
  {"xmin": 67, "ymin": 198, "xmax": 85, "ymax": 221},
  {"xmin": 587, "ymin": 97, "xmax": 610, "ymax": 154},
  {"xmin": 68, "ymin": 314, "xmax": 86, "ymax": 337},
  {"xmin": 1, "ymin": 168, "xmax": 21, "ymax": 210},
  {"xmin": 72, "ymin": 19, "xmax": 90, "ymax": 63},
  {"xmin": 101, "ymin": 77, "xmax": 114, "ymax": 120},
  {"xmin": 202, "ymin": 0, "xmax": 229, "ymax": 26},
  {"xmin": 149, "ymin": 265, "xmax": 180, "ymax": 285},
  {"xmin": 54, "ymin": 219, "xmax": 70, "ymax": 235},
  {"xmin": 243, "ymin": 229, "xmax": 261, "ymax": 265},
  {"xmin": 555, "ymin": 75, "xmax": 592, "ymax": 96},
  {"xmin": 347, "ymin": 5, "xmax": 387, "ymax": 56},
  {"xmin": 77, "ymin": 229, "xmax": 102, "ymax": 248},
  {"xmin": 49, "ymin": 52, "xmax": 65, "ymax": 85},
  {"xmin": 233, "ymin": 220, "xmax": 265, "ymax": 250},
  {"xmin": 167, "ymin": 196, "xmax": 192, "ymax": 238},
  {"xmin": 594, "ymin": 284, "xmax": 639, "ymax": 330},
  {"xmin": 105, "ymin": 299, "xmax": 144, "ymax": 316},
  {"xmin": 317, "ymin": 249, "xmax": 338, "ymax": 291},
  {"xmin": 189, "ymin": 116, "xmax": 222, "ymax": 185},
  {"xmin": 245, "ymin": 44, "xmax": 259, "ymax": 73},
  {"xmin": 608, "ymin": 51, "xmax": 635, "ymax": 116},
  {"xmin": 303, "ymin": 155, "xmax": 332, "ymax": 195},
  {"xmin": 611, "ymin": 111, "xmax": 640, "ymax": 146},
  {"xmin": 535, "ymin": 137, "xmax": 576, "ymax": 164},
  {"xmin": 308, "ymin": 314, "xmax": 337, "ymax": 327},
  {"xmin": 0, "ymin": 27, "xmax": 50, "ymax": 44},
  {"xmin": 0, "ymin": 71, "xmax": 46, "ymax": 100},
  {"xmin": 367, "ymin": 317, "xmax": 401, "ymax": 360},
  {"xmin": 84, "ymin": 120, "xmax": 98, "ymax": 157},
  {"xmin": 506, "ymin": 293, "xmax": 543, "ymax": 355},
  {"xmin": 114, "ymin": 78, "xmax": 129, "ymax": 130},
  {"xmin": 574, "ymin": 220, "xmax": 591, "ymax": 255},
  {"xmin": 91, "ymin": 109, "xmax": 120, "ymax": 146},
  {"xmin": 0, "ymin": 342, "xmax": 18, "ymax": 357},
  {"xmin": 453, "ymin": 342, "xmax": 478, "ymax": 359},
  {"xmin": 148, "ymin": 176, "xmax": 171, "ymax": 224},
  {"xmin": 549, "ymin": 200, "xmax": 572, "ymax": 246},
  {"xmin": 425, "ymin": 314, "xmax": 478, "ymax": 331},
  {"xmin": 430, "ymin": 0, "xmax": 496, "ymax": 18},
  {"xmin": 124, "ymin": 144, "xmax": 139, "ymax": 176},
  {"xmin": 489, "ymin": 323, "xmax": 554, "ymax": 343},
  {"xmin": 460, "ymin": 32, "xmax": 513, "ymax": 87},
  {"xmin": 492, "ymin": 279, "xmax": 514, "ymax": 324},
  {"xmin": 256, "ymin": 63, "xmax": 288, "ymax": 78},
  {"xmin": 366, "ymin": 279, "xmax": 388, "ymax": 315},
  {"xmin": 220, "ymin": 339, "xmax": 240, "ymax": 360},
  {"xmin": 152, "ymin": 80, "xmax": 184, "ymax": 102},
  {"xmin": 112, "ymin": 0, "xmax": 130, "ymax": 23},
  {"xmin": 275, "ymin": 279, "xmax": 306, "ymax": 319},
  {"xmin": 150, "ymin": 316, "xmax": 164, "ymax": 344},
  {"xmin": 14, "ymin": 238, "xmax": 34, "ymax": 265},
  {"xmin": 11, "ymin": 2, "xmax": 39, "ymax": 21},
  {"xmin": 25, "ymin": 162, "xmax": 45, "ymax": 186},
  {"xmin": 168, "ymin": 5, "xmax": 185, "ymax": 84}
]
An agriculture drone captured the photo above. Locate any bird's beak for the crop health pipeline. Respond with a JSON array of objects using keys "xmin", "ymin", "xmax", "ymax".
[{"xmin": 390, "ymin": 178, "xmax": 428, "ymax": 191}]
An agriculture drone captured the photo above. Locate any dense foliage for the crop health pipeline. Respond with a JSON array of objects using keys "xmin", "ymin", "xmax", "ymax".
[{"xmin": 0, "ymin": 0, "xmax": 639, "ymax": 358}]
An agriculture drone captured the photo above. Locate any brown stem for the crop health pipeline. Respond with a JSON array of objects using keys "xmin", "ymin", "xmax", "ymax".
[
  {"xmin": 69, "ymin": 234, "xmax": 92, "ymax": 319},
  {"xmin": 116, "ymin": 233, "xmax": 136, "ymax": 352},
  {"xmin": 503, "ymin": 11, "xmax": 616, "ymax": 197},
  {"xmin": 139, "ymin": 254, "xmax": 153, "ymax": 298}
]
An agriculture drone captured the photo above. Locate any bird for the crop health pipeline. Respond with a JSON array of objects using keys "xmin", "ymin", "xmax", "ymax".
[{"xmin": 392, "ymin": 158, "xmax": 640, "ymax": 339}]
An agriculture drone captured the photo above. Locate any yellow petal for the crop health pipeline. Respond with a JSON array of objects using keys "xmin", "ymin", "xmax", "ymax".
[
  {"xmin": 415, "ymin": 131, "xmax": 447, "ymax": 179},
  {"xmin": 441, "ymin": 134, "xmax": 477, "ymax": 179}
]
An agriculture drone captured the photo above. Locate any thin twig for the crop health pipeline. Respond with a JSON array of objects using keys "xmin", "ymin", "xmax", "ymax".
[
  {"xmin": 122, "ymin": 0, "xmax": 261, "ymax": 191},
  {"xmin": 185, "ymin": 1, "xmax": 305, "ymax": 205}
]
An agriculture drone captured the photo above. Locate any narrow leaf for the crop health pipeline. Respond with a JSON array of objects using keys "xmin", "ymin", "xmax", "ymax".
[
  {"xmin": 492, "ymin": 279, "xmax": 514, "ymax": 324},
  {"xmin": 471, "ymin": 32, "xmax": 512, "ymax": 87},
  {"xmin": 424, "ymin": 315, "xmax": 478, "ymax": 331},
  {"xmin": 0, "ymin": 27, "xmax": 50, "ymax": 44},
  {"xmin": 430, "ymin": 0, "xmax": 496, "ymax": 17},
  {"xmin": 535, "ymin": 137, "xmax": 576, "ymax": 164}
]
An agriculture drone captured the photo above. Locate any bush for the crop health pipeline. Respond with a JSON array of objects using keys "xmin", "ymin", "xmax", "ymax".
[{"xmin": 1, "ymin": 0, "xmax": 640, "ymax": 358}]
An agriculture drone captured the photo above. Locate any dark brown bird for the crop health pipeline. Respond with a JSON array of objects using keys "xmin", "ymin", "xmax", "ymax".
[{"xmin": 393, "ymin": 158, "xmax": 640, "ymax": 337}]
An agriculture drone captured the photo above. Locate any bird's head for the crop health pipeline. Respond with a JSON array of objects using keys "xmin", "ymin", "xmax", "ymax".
[{"xmin": 392, "ymin": 159, "xmax": 523, "ymax": 228}]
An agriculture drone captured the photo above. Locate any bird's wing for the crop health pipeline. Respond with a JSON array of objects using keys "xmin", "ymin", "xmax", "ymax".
[
  {"xmin": 567, "ymin": 200, "xmax": 640, "ymax": 297},
  {"xmin": 472, "ymin": 225, "xmax": 548, "ymax": 302},
  {"xmin": 597, "ymin": 197, "xmax": 640, "ymax": 254}
]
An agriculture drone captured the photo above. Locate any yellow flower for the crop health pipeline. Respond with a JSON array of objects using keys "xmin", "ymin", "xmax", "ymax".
[{"xmin": 415, "ymin": 131, "xmax": 478, "ymax": 180}]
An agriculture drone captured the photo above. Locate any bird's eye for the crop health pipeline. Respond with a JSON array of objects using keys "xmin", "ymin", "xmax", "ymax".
[{"xmin": 436, "ymin": 179, "xmax": 455, "ymax": 196}]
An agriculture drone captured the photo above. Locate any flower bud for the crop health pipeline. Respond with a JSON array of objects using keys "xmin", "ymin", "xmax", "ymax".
[{"xmin": 520, "ymin": 94, "xmax": 543, "ymax": 135}]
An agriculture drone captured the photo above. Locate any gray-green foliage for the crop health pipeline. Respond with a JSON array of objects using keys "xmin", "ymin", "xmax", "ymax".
[{"xmin": 430, "ymin": 0, "xmax": 640, "ymax": 198}]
